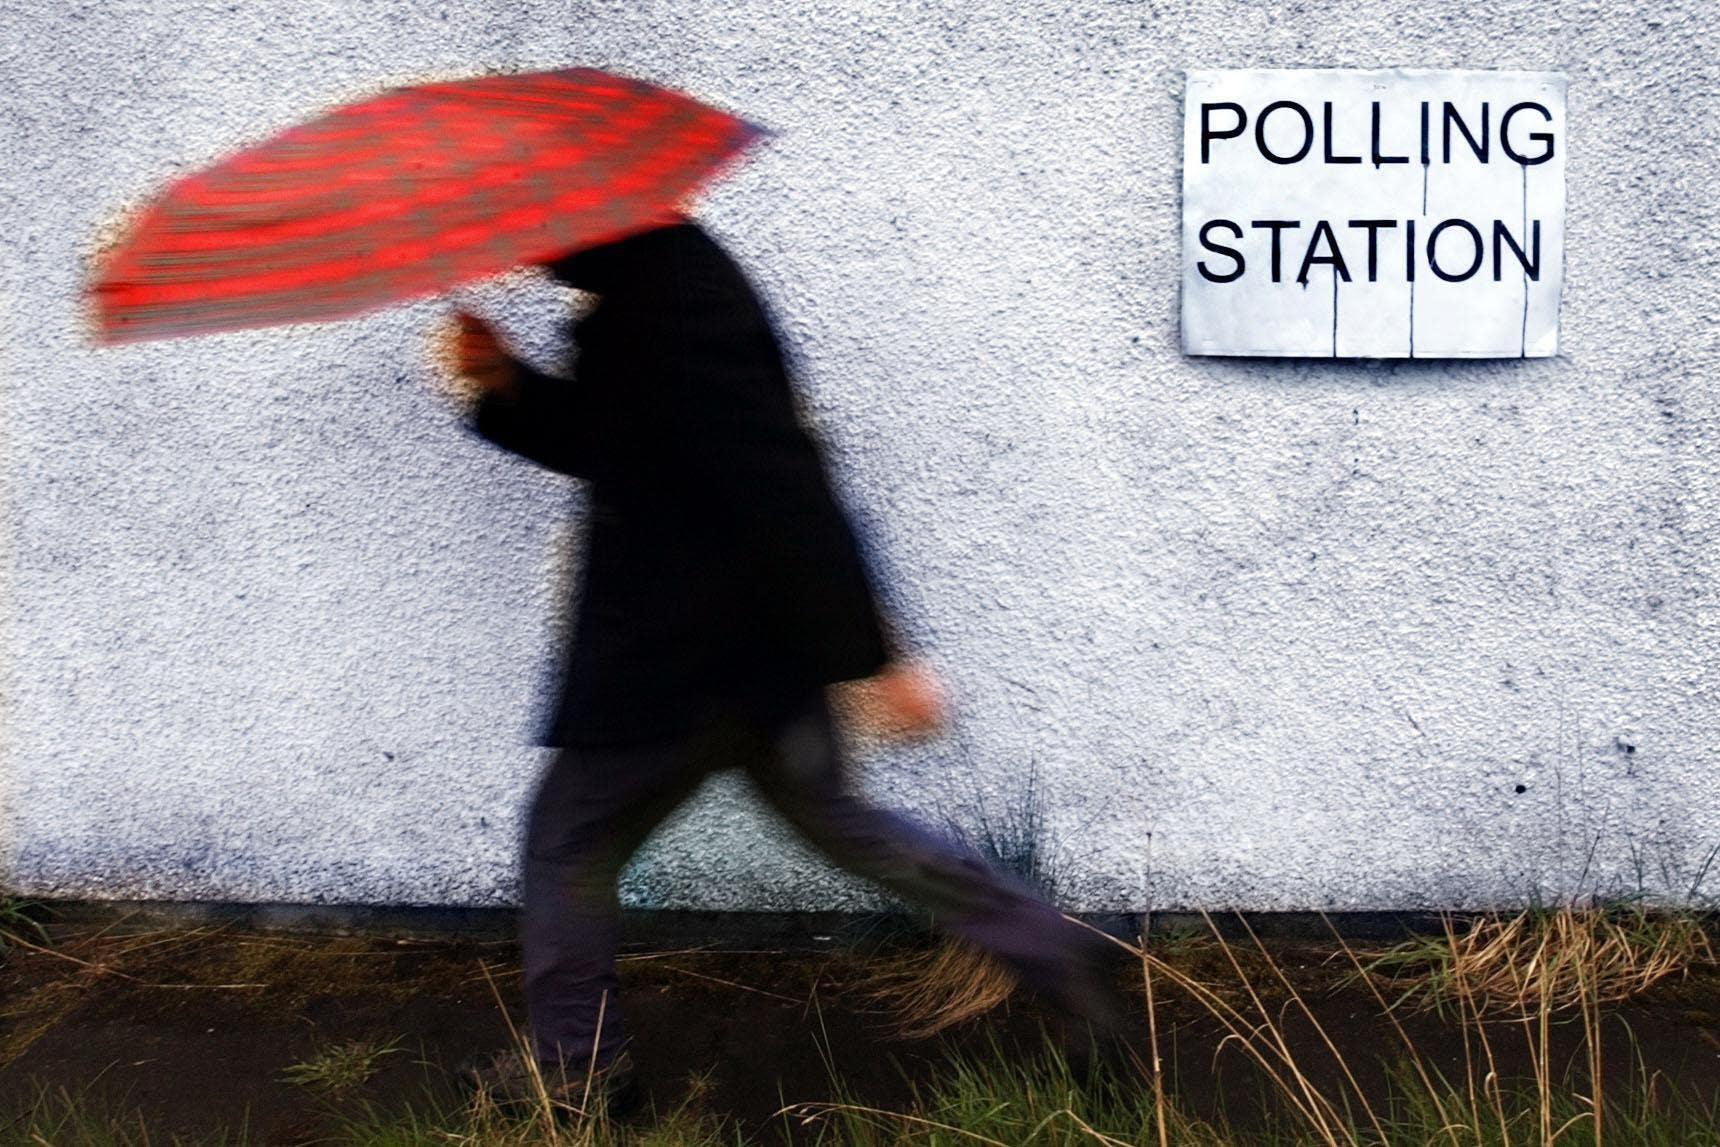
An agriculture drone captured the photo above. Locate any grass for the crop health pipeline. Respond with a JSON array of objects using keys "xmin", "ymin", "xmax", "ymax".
[
  {"xmin": 860, "ymin": 937, "xmax": 1021, "ymax": 1038},
  {"xmin": 0, "ymin": 899, "xmax": 48, "ymax": 954},
  {"xmin": 1099, "ymin": 907, "xmax": 1720, "ymax": 1147},
  {"xmin": 856, "ymin": 765, "xmax": 1068, "ymax": 1037},
  {"xmin": 856, "ymin": 900, "xmax": 1719, "ymax": 1145},
  {"xmin": 782, "ymin": 1031, "xmax": 1213, "ymax": 1146},
  {"xmin": 1351, "ymin": 901, "xmax": 1716, "ymax": 1016},
  {"xmin": 0, "ymin": 1083, "xmax": 251, "ymax": 1146},
  {"xmin": 7, "ymin": 1043, "xmax": 1720, "ymax": 1146},
  {"xmin": 0, "ymin": 1080, "xmax": 735, "ymax": 1147},
  {"xmin": 3, "ymin": 905, "xmax": 1718, "ymax": 1145},
  {"xmin": 947, "ymin": 765, "xmax": 1060, "ymax": 901},
  {"xmin": 281, "ymin": 1037, "xmax": 404, "ymax": 1093},
  {"xmin": 326, "ymin": 1087, "xmax": 739, "ymax": 1147},
  {"xmin": 786, "ymin": 1043, "xmax": 1720, "ymax": 1145}
]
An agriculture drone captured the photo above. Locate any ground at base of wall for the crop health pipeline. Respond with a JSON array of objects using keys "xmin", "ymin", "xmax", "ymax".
[{"xmin": 1, "ymin": 916, "xmax": 1718, "ymax": 1144}]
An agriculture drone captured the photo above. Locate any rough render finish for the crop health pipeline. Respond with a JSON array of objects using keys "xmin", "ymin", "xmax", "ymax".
[{"xmin": 1, "ymin": 1, "xmax": 1716, "ymax": 912}]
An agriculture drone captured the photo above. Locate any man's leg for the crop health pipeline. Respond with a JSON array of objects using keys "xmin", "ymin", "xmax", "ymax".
[
  {"xmin": 741, "ymin": 696, "xmax": 1122, "ymax": 1028},
  {"xmin": 520, "ymin": 734, "xmax": 712, "ymax": 1069}
]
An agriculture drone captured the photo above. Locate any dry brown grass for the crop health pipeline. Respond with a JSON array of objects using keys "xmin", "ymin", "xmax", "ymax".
[
  {"xmin": 849, "ymin": 906, "xmax": 1649, "ymax": 1146},
  {"xmin": 860, "ymin": 937, "xmax": 1021, "ymax": 1038},
  {"xmin": 1356, "ymin": 903, "xmax": 1716, "ymax": 1016},
  {"xmin": 1078, "ymin": 907, "xmax": 1720, "ymax": 1147}
]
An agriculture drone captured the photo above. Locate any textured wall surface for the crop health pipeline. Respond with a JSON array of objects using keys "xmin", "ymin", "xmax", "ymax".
[{"xmin": 3, "ymin": 0, "xmax": 1716, "ymax": 912}]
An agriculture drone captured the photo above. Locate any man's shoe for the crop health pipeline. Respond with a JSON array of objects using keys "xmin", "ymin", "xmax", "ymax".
[
  {"xmin": 1040, "ymin": 954, "xmax": 1141, "ymax": 1088},
  {"xmin": 461, "ymin": 1047, "xmax": 642, "ymax": 1119},
  {"xmin": 1054, "ymin": 1013, "xmax": 1140, "ymax": 1091}
]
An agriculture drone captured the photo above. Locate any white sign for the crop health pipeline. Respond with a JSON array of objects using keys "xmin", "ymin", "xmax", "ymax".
[{"xmin": 1182, "ymin": 69, "xmax": 1566, "ymax": 358}]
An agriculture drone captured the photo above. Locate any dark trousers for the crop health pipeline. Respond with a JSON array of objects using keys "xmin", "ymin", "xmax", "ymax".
[{"xmin": 521, "ymin": 695, "xmax": 1111, "ymax": 1067}]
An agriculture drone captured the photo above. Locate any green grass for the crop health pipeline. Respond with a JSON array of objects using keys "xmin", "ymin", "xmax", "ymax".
[
  {"xmin": 4, "ymin": 904, "xmax": 1719, "ymax": 1145},
  {"xmin": 0, "ymin": 1083, "xmax": 250, "ymax": 1146},
  {"xmin": 0, "ymin": 898, "xmax": 48, "ymax": 954},
  {"xmin": 5, "ymin": 1035, "xmax": 1719, "ymax": 1146},
  {"xmin": 281, "ymin": 1036, "xmax": 404, "ymax": 1093},
  {"xmin": 785, "ymin": 1038, "xmax": 1720, "ymax": 1145},
  {"xmin": 785, "ymin": 1034, "xmax": 1208, "ymax": 1146},
  {"xmin": 324, "ymin": 1077, "xmax": 741, "ymax": 1147}
]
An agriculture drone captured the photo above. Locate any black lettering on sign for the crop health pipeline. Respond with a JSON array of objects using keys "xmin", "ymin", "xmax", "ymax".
[
  {"xmin": 1323, "ymin": 102, "xmax": 1362, "ymax": 163},
  {"xmin": 1428, "ymin": 219, "xmax": 1485, "ymax": 281},
  {"xmin": 1370, "ymin": 102, "xmax": 1408, "ymax": 165},
  {"xmin": 1501, "ymin": 102, "xmax": 1555, "ymax": 165},
  {"xmin": 1190, "ymin": 216, "xmax": 1545, "ymax": 285},
  {"xmin": 1443, "ymin": 101, "xmax": 1490, "ymax": 163},
  {"xmin": 1255, "ymin": 101, "xmax": 1314, "ymax": 164},
  {"xmin": 1493, "ymin": 219, "xmax": 1542, "ymax": 280},
  {"xmin": 1346, "ymin": 219, "xmax": 1398, "ymax": 281},
  {"xmin": 1250, "ymin": 220, "xmax": 1303, "ymax": 282},
  {"xmin": 1296, "ymin": 220, "xmax": 1352, "ymax": 284},
  {"xmin": 1197, "ymin": 219, "xmax": 1246, "ymax": 282},
  {"xmin": 1200, "ymin": 102, "xmax": 1247, "ymax": 163}
]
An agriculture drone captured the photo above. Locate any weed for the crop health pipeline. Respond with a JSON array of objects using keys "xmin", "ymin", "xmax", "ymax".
[
  {"xmin": 281, "ymin": 1037, "xmax": 402, "ymax": 1093},
  {"xmin": 1352, "ymin": 902, "xmax": 1716, "ymax": 1016},
  {"xmin": 1144, "ymin": 921, "xmax": 1209, "ymax": 958},
  {"xmin": 9, "ymin": 912, "xmax": 1720, "ymax": 1144},
  {"xmin": 943, "ymin": 760, "xmax": 1064, "ymax": 902},
  {"xmin": 0, "ymin": 1082, "xmax": 251, "ymax": 1145},
  {"xmin": 784, "ymin": 1030, "xmax": 1226, "ymax": 1145},
  {"xmin": 861, "ymin": 937, "xmax": 1021, "ymax": 1038},
  {"xmin": 0, "ymin": 898, "xmax": 49, "ymax": 954},
  {"xmin": 1092, "ymin": 909, "xmax": 1720, "ymax": 1146},
  {"xmin": 860, "ymin": 759, "xmax": 1071, "ymax": 1036},
  {"xmin": 452, "ymin": 964, "xmax": 668, "ymax": 1144},
  {"xmin": 329, "ymin": 1085, "xmax": 737, "ymax": 1147}
]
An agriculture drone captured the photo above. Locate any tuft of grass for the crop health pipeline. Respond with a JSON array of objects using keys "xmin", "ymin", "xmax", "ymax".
[
  {"xmin": 10, "ymin": 907, "xmax": 1720, "ymax": 1145},
  {"xmin": 329, "ymin": 1086, "xmax": 738, "ymax": 1147},
  {"xmin": 1096, "ymin": 909, "xmax": 1720, "ymax": 1147},
  {"xmin": 783, "ymin": 1030, "xmax": 1229, "ymax": 1146},
  {"xmin": 0, "ymin": 898, "xmax": 49, "ymax": 954},
  {"xmin": 0, "ymin": 1082, "xmax": 252, "ymax": 1146},
  {"xmin": 944, "ymin": 762, "xmax": 1063, "ymax": 902},
  {"xmin": 861, "ymin": 937, "xmax": 1021, "ymax": 1038},
  {"xmin": 863, "ymin": 762, "xmax": 1074, "ymax": 1037},
  {"xmin": 1144, "ymin": 921, "xmax": 1210, "ymax": 957},
  {"xmin": 1352, "ymin": 902, "xmax": 1716, "ymax": 1017},
  {"xmin": 281, "ymin": 1037, "xmax": 403, "ymax": 1093}
]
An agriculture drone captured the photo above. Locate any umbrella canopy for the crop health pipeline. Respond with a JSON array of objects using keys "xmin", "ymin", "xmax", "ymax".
[{"xmin": 89, "ymin": 68, "xmax": 764, "ymax": 344}]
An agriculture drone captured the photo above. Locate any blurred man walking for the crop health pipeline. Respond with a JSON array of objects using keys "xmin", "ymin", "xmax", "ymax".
[{"xmin": 447, "ymin": 218, "xmax": 1119, "ymax": 1113}]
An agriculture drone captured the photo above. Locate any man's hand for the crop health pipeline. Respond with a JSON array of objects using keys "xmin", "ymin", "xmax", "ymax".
[
  {"xmin": 831, "ymin": 661, "xmax": 947, "ymax": 741},
  {"xmin": 434, "ymin": 310, "xmax": 521, "ymax": 404}
]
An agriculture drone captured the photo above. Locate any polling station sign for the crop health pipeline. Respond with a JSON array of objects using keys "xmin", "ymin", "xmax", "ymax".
[{"xmin": 1182, "ymin": 69, "xmax": 1566, "ymax": 358}]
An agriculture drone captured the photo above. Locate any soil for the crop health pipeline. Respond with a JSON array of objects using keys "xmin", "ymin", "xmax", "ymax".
[{"xmin": 2, "ymin": 912, "xmax": 1718, "ymax": 1143}]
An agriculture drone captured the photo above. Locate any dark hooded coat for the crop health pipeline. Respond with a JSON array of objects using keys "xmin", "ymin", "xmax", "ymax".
[{"xmin": 471, "ymin": 222, "xmax": 889, "ymax": 745}]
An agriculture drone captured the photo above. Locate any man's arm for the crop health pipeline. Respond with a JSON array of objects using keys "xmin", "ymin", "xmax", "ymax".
[
  {"xmin": 448, "ymin": 312, "xmax": 596, "ymax": 478},
  {"xmin": 471, "ymin": 364, "xmax": 597, "ymax": 478}
]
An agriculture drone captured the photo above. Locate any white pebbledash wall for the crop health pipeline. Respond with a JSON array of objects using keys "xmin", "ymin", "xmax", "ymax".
[{"xmin": 2, "ymin": 1, "xmax": 1715, "ymax": 913}]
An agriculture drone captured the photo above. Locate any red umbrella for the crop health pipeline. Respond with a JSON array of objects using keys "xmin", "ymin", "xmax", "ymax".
[{"xmin": 90, "ymin": 68, "xmax": 764, "ymax": 344}]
